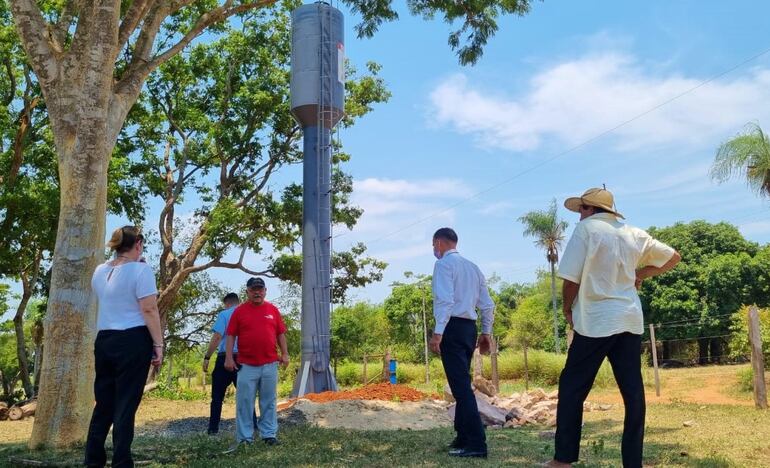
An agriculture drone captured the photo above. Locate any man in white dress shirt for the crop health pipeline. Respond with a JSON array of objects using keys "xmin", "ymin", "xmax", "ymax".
[
  {"xmin": 429, "ymin": 227, "xmax": 495, "ymax": 458},
  {"xmin": 546, "ymin": 188, "xmax": 681, "ymax": 468}
]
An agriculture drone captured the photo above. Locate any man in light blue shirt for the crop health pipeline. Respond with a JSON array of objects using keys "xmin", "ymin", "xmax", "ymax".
[
  {"xmin": 203, "ymin": 292, "xmax": 256, "ymax": 434},
  {"xmin": 429, "ymin": 227, "xmax": 495, "ymax": 459}
]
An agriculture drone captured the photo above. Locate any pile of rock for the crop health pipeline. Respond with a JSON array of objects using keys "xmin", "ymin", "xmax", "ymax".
[{"xmin": 446, "ymin": 377, "xmax": 612, "ymax": 430}]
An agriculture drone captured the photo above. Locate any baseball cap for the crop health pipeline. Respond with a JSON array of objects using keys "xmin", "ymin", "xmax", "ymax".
[{"xmin": 246, "ymin": 277, "xmax": 266, "ymax": 289}]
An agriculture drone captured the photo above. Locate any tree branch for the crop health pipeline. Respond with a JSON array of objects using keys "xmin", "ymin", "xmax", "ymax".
[
  {"xmin": 236, "ymin": 156, "xmax": 277, "ymax": 208},
  {"xmin": 9, "ymin": 0, "xmax": 60, "ymax": 88},
  {"xmin": 2, "ymin": 57, "xmax": 16, "ymax": 106},
  {"xmin": 118, "ymin": 0, "xmax": 156, "ymax": 51},
  {"xmin": 116, "ymin": 0, "xmax": 276, "ymax": 100},
  {"xmin": 182, "ymin": 259, "xmax": 271, "ymax": 277},
  {"xmin": 51, "ymin": 0, "xmax": 80, "ymax": 51}
]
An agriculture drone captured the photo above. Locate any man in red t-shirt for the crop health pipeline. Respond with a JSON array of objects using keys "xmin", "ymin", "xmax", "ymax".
[{"xmin": 225, "ymin": 277, "xmax": 289, "ymax": 446}]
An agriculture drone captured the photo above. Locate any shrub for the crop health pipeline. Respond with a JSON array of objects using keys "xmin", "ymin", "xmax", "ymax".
[
  {"xmin": 153, "ymin": 381, "xmax": 208, "ymax": 401},
  {"xmin": 737, "ymin": 367, "xmax": 753, "ymax": 392}
]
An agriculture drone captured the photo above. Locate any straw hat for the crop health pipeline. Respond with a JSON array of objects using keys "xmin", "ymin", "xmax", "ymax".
[{"xmin": 564, "ymin": 187, "xmax": 624, "ymax": 219}]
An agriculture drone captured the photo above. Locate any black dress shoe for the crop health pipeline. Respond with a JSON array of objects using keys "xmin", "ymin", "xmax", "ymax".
[
  {"xmin": 448, "ymin": 437, "xmax": 465, "ymax": 449},
  {"xmin": 263, "ymin": 437, "xmax": 281, "ymax": 446},
  {"xmin": 449, "ymin": 448, "xmax": 488, "ymax": 458}
]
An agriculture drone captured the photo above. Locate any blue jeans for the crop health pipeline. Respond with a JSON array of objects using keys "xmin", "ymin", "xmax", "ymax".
[{"xmin": 236, "ymin": 362, "xmax": 279, "ymax": 442}]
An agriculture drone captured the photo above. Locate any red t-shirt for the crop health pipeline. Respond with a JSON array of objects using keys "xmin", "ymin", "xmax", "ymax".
[{"xmin": 225, "ymin": 301, "xmax": 287, "ymax": 366}]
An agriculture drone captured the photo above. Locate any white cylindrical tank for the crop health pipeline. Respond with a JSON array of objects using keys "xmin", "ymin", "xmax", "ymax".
[{"xmin": 290, "ymin": 2, "xmax": 345, "ymax": 128}]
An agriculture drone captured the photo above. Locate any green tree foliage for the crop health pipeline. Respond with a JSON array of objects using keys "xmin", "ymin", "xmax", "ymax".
[
  {"xmin": 505, "ymin": 294, "xmax": 551, "ymax": 350},
  {"xmin": 711, "ymin": 122, "xmax": 770, "ymax": 198},
  {"xmin": 123, "ymin": 8, "xmax": 389, "ymax": 319},
  {"xmin": 347, "ymin": 0, "xmax": 538, "ymax": 65},
  {"xmin": 383, "ymin": 277, "xmax": 433, "ymax": 361},
  {"xmin": 504, "ymin": 271, "xmax": 566, "ymax": 353},
  {"xmin": 163, "ymin": 272, "xmax": 227, "ymax": 352},
  {"xmin": 640, "ymin": 221, "xmax": 769, "ymax": 361},
  {"xmin": 331, "ymin": 302, "xmax": 389, "ymax": 361},
  {"xmin": 728, "ymin": 306, "xmax": 770, "ymax": 363}
]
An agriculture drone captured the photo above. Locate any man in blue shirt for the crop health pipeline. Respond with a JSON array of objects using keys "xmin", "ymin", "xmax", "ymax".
[
  {"xmin": 203, "ymin": 292, "xmax": 256, "ymax": 434},
  {"xmin": 429, "ymin": 227, "xmax": 495, "ymax": 458}
]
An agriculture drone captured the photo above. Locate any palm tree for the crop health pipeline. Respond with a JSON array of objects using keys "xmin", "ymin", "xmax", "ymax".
[
  {"xmin": 518, "ymin": 199, "xmax": 569, "ymax": 353},
  {"xmin": 711, "ymin": 122, "xmax": 770, "ymax": 198}
]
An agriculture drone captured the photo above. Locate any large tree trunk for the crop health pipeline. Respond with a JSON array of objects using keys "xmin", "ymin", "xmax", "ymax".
[
  {"xmin": 28, "ymin": 140, "xmax": 111, "ymax": 448},
  {"xmin": 22, "ymin": 0, "xmax": 132, "ymax": 446},
  {"xmin": 28, "ymin": 67, "xmax": 120, "ymax": 444}
]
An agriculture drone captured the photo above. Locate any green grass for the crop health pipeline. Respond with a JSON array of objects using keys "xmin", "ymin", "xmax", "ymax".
[{"xmin": 3, "ymin": 402, "xmax": 770, "ymax": 467}]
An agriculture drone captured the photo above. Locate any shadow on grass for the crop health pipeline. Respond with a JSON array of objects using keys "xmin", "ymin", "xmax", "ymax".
[{"xmin": 0, "ymin": 420, "xmax": 738, "ymax": 467}]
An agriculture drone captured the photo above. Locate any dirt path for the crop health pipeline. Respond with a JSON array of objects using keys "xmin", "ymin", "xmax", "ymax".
[{"xmin": 589, "ymin": 365, "xmax": 753, "ymax": 406}]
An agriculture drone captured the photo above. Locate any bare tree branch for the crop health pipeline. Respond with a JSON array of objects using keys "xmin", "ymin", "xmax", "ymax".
[
  {"xmin": 183, "ymin": 259, "xmax": 272, "ymax": 277},
  {"xmin": 118, "ymin": 0, "xmax": 156, "ymax": 51},
  {"xmin": 236, "ymin": 156, "xmax": 277, "ymax": 208}
]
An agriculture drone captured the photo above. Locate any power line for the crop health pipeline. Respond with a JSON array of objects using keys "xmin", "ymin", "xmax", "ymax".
[
  {"xmin": 646, "ymin": 312, "xmax": 738, "ymax": 327},
  {"xmin": 358, "ymin": 45, "xmax": 770, "ymax": 245},
  {"xmin": 648, "ymin": 334, "xmax": 734, "ymax": 344}
]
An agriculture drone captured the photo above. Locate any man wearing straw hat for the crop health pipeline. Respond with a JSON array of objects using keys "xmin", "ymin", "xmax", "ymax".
[{"xmin": 545, "ymin": 187, "xmax": 681, "ymax": 468}]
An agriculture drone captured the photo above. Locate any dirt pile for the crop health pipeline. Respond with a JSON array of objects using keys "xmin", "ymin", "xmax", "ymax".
[{"xmin": 302, "ymin": 383, "xmax": 438, "ymax": 403}]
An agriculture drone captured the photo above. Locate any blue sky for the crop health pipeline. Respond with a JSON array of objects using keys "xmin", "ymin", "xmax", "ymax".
[
  {"xmin": 4, "ymin": 0, "xmax": 770, "ymax": 319},
  {"xmin": 321, "ymin": 0, "xmax": 770, "ymax": 303}
]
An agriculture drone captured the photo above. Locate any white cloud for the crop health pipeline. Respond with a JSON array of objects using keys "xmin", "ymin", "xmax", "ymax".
[
  {"xmin": 346, "ymin": 177, "xmax": 472, "ymax": 235},
  {"xmin": 429, "ymin": 52, "xmax": 770, "ymax": 152}
]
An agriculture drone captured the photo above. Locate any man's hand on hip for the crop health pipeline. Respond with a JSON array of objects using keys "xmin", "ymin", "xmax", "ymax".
[{"xmin": 429, "ymin": 333, "xmax": 442, "ymax": 354}]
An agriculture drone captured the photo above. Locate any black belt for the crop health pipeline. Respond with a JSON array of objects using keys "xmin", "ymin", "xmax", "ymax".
[{"xmin": 449, "ymin": 316, "xmax": 474, "ymax": 322}]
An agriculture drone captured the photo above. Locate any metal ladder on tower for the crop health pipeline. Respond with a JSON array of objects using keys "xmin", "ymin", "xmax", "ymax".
[{"xmin": 314, "ymin": 1, "xmax": 335, "ymax": 387}]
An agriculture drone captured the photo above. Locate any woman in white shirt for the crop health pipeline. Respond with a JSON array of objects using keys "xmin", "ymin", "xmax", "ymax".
[{"xmin": 84, "ymin": 226, "xmax": 163, "ymax": 468}]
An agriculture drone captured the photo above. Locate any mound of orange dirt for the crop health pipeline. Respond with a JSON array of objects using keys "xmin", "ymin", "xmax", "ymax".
[{"xmin": 302, "ymin": 383, "xmax": 438, "ymax": 403}]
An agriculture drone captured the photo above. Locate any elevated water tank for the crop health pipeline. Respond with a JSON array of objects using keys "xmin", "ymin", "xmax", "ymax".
[{"xmin": 290, "ymin": 2, "xmax": 345, "ymax": 128}]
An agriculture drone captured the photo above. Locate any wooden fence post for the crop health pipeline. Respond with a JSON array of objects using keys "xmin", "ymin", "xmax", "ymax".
[
  {"xmin": 523, "ymin": 342, "xmax": 529, "ymax": 391},
  {"xmin": 383, "ymin": 350, "xmax": 391, "ymax": 382},
  {"xmin": 363, "ymin": 354, "xmax": 368, "ymax": 385},
  {"xmin": 649, "ymin": 324, "xmax": 661, "ymax": 397},
  {"xmin": 491, "ymin": 338, "xmax": 499, "ymax": 392},
  {"xmin": 473, "ymin": 349, "xmax": 482, "ymax": 379},
  {"xmin": 748, "ymin": 306, "xmax": 767, "ymax": 409}
]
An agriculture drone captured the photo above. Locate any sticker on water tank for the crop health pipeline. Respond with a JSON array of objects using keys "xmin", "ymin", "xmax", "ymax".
[{"xmin": 337, "ymin": 43, "xmax": 345, "ymax": 84}]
